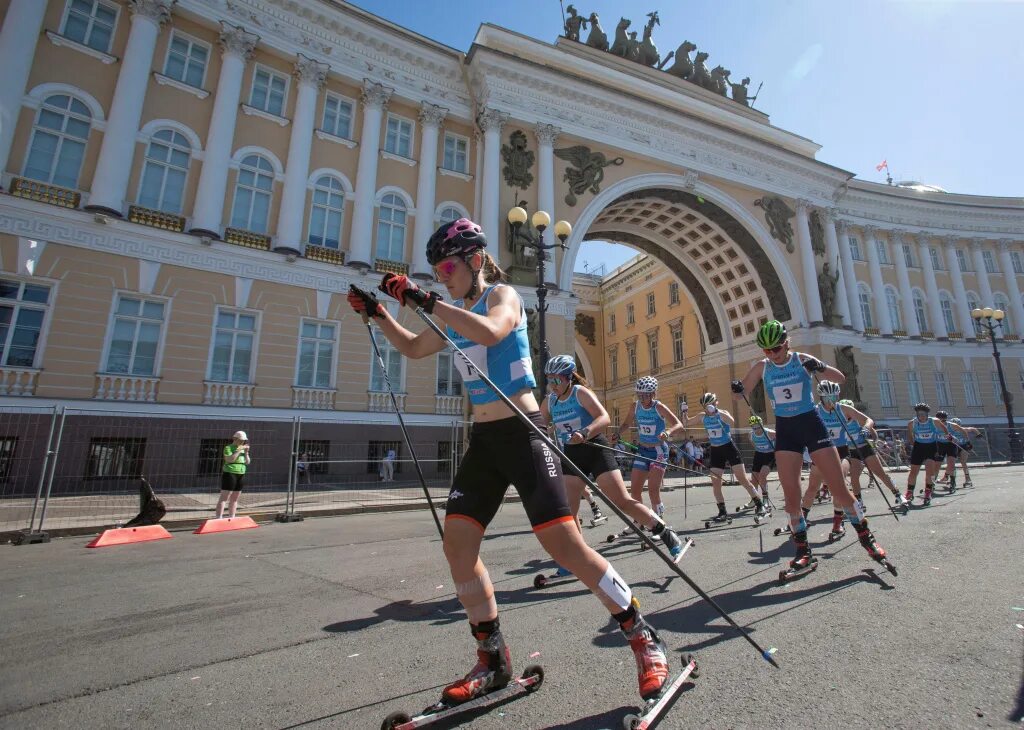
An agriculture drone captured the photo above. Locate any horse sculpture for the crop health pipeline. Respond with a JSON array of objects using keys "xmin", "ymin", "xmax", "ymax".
[
  {"xmin": 710, "ymin": 66, "xmax": 730, "ymax": 96},
  {"xmin": 585, "ymin": 13, "xmax": 608, "ymax": 51},
  {"xmin": 609, "ymin": 17, "xmax": 630, "ymax": 57},
  {"xmin": 691, "ymin": 51, "xmax": 712, "ymax": 89},
  {"xmin": 637, "ymin": 13, "xmax": 661, "ymax": 67},
  {"xmin": 663, "ymin": 41, "xmax": 697, "ymax": 78}
]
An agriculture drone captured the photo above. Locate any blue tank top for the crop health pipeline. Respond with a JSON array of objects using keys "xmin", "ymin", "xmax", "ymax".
[
  {"xmin": 634, "ymin": 401, "xmax": 666, "ymax": 446},
  {"xmin": 751, "ymin": 429, "xmax": 774, "ymax": 453},
  {"xmin": 447, "ymin": 285, "xmax": 535, "ymax": 405},
  {"xmin": 912, "ymin": 417, "xmax": 938, "ymax": 443},
  {"xmin": 951, "ymin": 426, "xmax": 968, "ymax": 445},
  {"xmin": 762, "ymin": 353, "xmax": 816, "ymax": 417},
  {"xmin": 842, "ymin": 414, "xmax": 869, "ymax": 445},
  {"xmin": 548, "ymin": 386, "xmax": 594, "ymax": 446},
  {"xmin": 816, "ymin": 404, "xmax": 848, "ymax": 446},
  {"xmin": 702, "ymin": 412, "xmax": 732, "ymax": 446}
]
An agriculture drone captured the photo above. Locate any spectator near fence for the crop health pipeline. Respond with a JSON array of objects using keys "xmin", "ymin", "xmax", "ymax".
[
  {"xmin": 216, "ymin": 431, "xmax": 250, "ymax": 519},
  {"xmin": 380, "ymin": 448, "xmax": 396, "ymax": 482},
  {"xmin": 296, "ymin": 451, "xmax": 310, "ymax": 485}
]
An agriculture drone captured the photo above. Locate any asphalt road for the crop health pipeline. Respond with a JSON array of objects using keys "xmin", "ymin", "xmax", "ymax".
[{"xmin": 1, "ymin": 467, "xmax": 1022, "ymax": 729}]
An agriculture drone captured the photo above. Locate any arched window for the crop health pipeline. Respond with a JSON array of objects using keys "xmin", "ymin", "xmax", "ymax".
[
  {"xmin": 966, "ymin": 292, "xmax": 980, "ymax": 316},
  {"xmin": 438, "ymin": 206, "xmax": 462, "ymax": 225},
  {"xmin": 229, "ymin": 154, "xmax": 275, "ymax": 234},
  {"xmin": 307, "ymin": 175, "xmax": 345, "ymax": 249},
  {"xmin": 913, "ymin": 290, "xmax": 929, "ymax": 333},
  {"xmin": 23, "ymin": 94, "xmax": 92, "ymax": 188},
  {"xmin": 137, "ymin": 129, "xmax": 191, "ymax": 214},
  {"xmin": 375, "ymin": 193, "xmax": 407, "ymax": 261},
  {"xmin": 939, "ymin": 293, "xmax": 956, "ymax": 334},
  {"xmin": 994, "ymin": 294, "xmax": 1014, "ymax": 336},
  {"xmin": 858, "ymin": 284, "xmax": 874, "ymax": 329},
  {"xmin": 886, "ymin": 287, "xmax": 903, "ymax": 330}
]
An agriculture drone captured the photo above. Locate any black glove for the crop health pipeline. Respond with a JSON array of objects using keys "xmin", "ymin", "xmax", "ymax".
[
  {"xmin": 730, "ymin": 379, "xmax": 744, "ymax": 394},
  {"xmin": 802, "ymin": 356, "xmax": 826, "ymax": 373},
  {"xmin": 379, "ymin": 272, "xmax": 441, "ymax": 314},
  {"xmin": 347, "ymin": 284, "xmax": 384, "ymax": 319}
]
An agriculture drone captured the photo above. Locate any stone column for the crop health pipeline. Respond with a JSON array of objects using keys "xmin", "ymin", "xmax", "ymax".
[
  {"xmin": 943, "ymin": 235, "xmax": 975, "ymax": 338},
  {"xmin": 864, "ymin": 225, "xmax": 893, "ymax": 335},
  {"xmin": 916, "ymin": 233, "xmax": 946, "ymax": 338},
  {"xmin": 997, "ymin": 239, "xmax": 1024, "ymax": 335},
  {"xmin": 190, "ymin": 22, "xmax": 259, "ymax": 237},
  {"xmin": 970, "ymin": 239, "xmax": 995, "ymax": 306},
  {"xmin": 275, "ymin": 54, "xmax": 329, "ymax": 254},
  {"xmin": 821, "ymin": 208, "xmax": 850, "ymax": 327},
  {"xmin": 795, "ymin": 200, "xmax": 823, "ymax": 325},
  {"xmin": 890, "ymin": 231, "xmax": 919, "ymax": 336},
  {"xmin": 536, "ymin": 123, "xmax": 561, "ymax": 288},
  {"xmin": 477, "ymin": 107, "xmax": 508, "ymax": 248},
  {"xmin": 346, "ymin": 80, "xmax": 392, "ymax": 269},
  {"xmin": 86, "ymin": 0, "xmax": 174, "ymax": 215},
  {"xmin": 834, "ymin": 218, "xmax": 863, "ymax": 331},
  {"xmin": 0, "ymin": 0, "xmax": 48, "ymax": 184},
  {"xmin": 410, "ymin": 102, "xmax": 446, "ymax": 279}
]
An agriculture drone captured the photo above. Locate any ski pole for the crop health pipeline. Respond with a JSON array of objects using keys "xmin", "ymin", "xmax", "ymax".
[
  {"xmin": 590, "ymin": 439, "xmax": 705, "ymax": 478},
  {"xmin": 358, "ymin": 307, "xmax": 444, "ymax": 540},
  {"xmin": 410, "ymin": 305, "xmax": 780, "ymax": 668}
]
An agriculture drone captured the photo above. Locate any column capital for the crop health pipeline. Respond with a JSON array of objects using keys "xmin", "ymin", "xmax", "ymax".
[
  {"xmin": 862, "ymin": 224, "xmax": 879, "ymax": 236},
  {"xmin": 834, "ymin": 217, "xmax": 849, "ymax": 234},
  {"xmin": 997, "ymin": 238, "xmax": 1015, "ymax": 253},
  {"xmin": 294, "ymin": 53, "xmax": 329, "ymax": 90},
  {"xmin": 129, "ymin": 0, "xmax": 174, "ymax": 25},
  {"xmin": 534, "ymin": 122, "xmax": 561, "ymax": 145},
  {"xmin": 361, "ymin": 79, "xmax": 393, "ymax": 109},
  {"xmin": 889, "ymin": 230, "xmax": 905, "ymax": 245},
  {"xmin": 942, "ymin": 233, "xmax": 959, "ymax": 248},
  {"xmin": 821, "ymin": 207, "xmax": 839, "ymax": 223},
  {"xmin": 418, "ymin": 102, "xmax": 448, "ymax": 127},
  {"xmin": 218, "ymin": 21, "xmax": 259, "ymax": 60},
  {"xmin": 477, "ymin": 107, "xmax": 509, "ymax": 133},
  {"xmin": 969, "ymin": 238, "xmax": 985, "ymax": 251},
  {"xmin": 795, "ymin": 198, "xmax": 812, "ymax": 213},
  {"xmin": 915, "ymin": 231, "xmax": 933, "ymax": 246}
]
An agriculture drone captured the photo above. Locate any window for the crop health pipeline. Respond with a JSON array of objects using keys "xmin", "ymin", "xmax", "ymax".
[
  {"xmin": 384, "ymin": 115, "xmax": 413, "ymax": 158},
  {"xmin": 940, "ymin": 294, "xmax": 956, "ymax": 334},
  {"xmin": 23, "ymin": 95, "xmax": 91, "ymax": 188},
  {"xmin": 886, "ymin": 288, "xmax": 903, "ymax": 330},
  {"xmin": 902, "ymin": 244, "xmax": 915, "ymax": 268},
  {"xmin": 646, "ymin": 293, "xmax": 656, "ymax": 317},
  {"xmin": 608, "ymin": 313, "xmax": 616, "ymax": 333},
  {"xmin": 86, "ymin": 437, "xmax": 144, "ymax": 479},
  {"xmin": 196, "ymin": 438, "xmax": 224, "ymax": 476},
  {"xmin": 982, "ymin": 250, "xmax": 998, "ymax": 274},
  {"xmin": 375, "ymin": 194, "xmax": 407, "ymax": 261},
  {"xmin": 929, "ymin": 247, "xmax": 943, "ymax": 271},
  {"xmin": 962, "ymin": 372, "xmax": 981, "ymax": 407},
  {"xmin": 992, "ymin": 371, "xmax": 1005, "ymax": 404},
  {"xmin": 907, "ymin": 371, "xmax": 922, "ymax": 407},
  {"xmin": 848, "ymin": 235, "xmax": 863, "ymax": 261},
  {"xmin": 436, "ymin": 351, "xmax": 462, "ymax": 396},
  {"xmin": 367, "ymin": 440, "xmax": 401, "ymax": 475},
  {"xmin": 438, "ymin": 206, "xmax": 462, "ymax": 225},
  {"xmin": 322, "ymin": 93, "xmax": 353, "ymax": 139},
  {"xmin": 956, "ymin": 249, "xmax": 971, "ymax": 272},
  {"xmin": 437, "ymin": 441, "xmax": 452, "ymax": 476},
  {"xmin": 164, "ymin": 32, "xmax": 208, "ymax": 88},
  {"xmin": 612, "ymin": 406, "xmax": 620, "ymax": 427},
  {"xmin": 672, "ymin": 326, "xmax": 684, "ymax": 364},
  {"xmin": 858, "ymin": 286, "xmax": 874, "ymax": 329},
  {"xmin": 608, "ymin": 348, "xmax": 618, "ymax": 382},
  {"xmin": 647, "ymin": 331, "xmax": 659, "ymax": 371},
  {"xmin": 0, "ymin": 279, "xmax": 51, "ymax": 368},
  {"xmin": 296, "ymin": 320, "xmax": 335, "ymax": 388},
  {"xmin": 61, "ymin": 0, "xmax": 117, "ymax": 53},
  {"xmin": 138, "ymin": 129, "xmax": 191, "ymax": 214},
  {"xmin": 249, "ymin": 66, "xmax": 288, "ymax": 117},
  {"xmin": 669, "ymin": 281, "xmax": 680, "ymax": 305},
  {"xmin": 209, "ymin": 309, "xmax": 256, "ymax": 383},
  {"xmin": 104, "ymin": 295, "xmax": 165, "ymax": 376},
  {"xmin": 626, "ymin": 303, "xmax": 635, "ymax": 325},
  {"xmin": 370, "ymin": 328, "xmax": 402, "ymax": 391},
  {"xmin": 230, "ymin": 154, "xmax": 274, "ymax": 234},
  {"xmin": 307, "ymin": 175, "xmax": 345, "ymax": 249},
  {"xmin": 0, "ymin": 437, "xmax": 16, "ymax": 481},
  {"xmin": 1011, "ymin": 251, "xmax": 1023, "ymax": 275},
  {"xmin": 879, "ymin": 370, "xmax": 896, "ymax": 408},
  {"xmin": 442, "ymin": 133, "xmax": 468, "ymax": 173},
  {"xmin": 297, "ymin": 439, "xmax": 330, "ymax": 474},
  {"xmin": 626, "ymin": 342, "xmax": 637, "ymax": 378},
  {"xmin": 994, "ymin": 295, "xmax": 1014, "ymax": 336},
  {"xmin": 967, "ymin": 293, "xmax": 980, "ymax": 315},
  {"xmin": 913, "ymin": 290, "xmax": 928, "ymax": 333},
  {"xmin": 876, "ymin": 239, "xmax": 890, "ymax": 265},
  {"xmin": 934, "ymin": 372, "xmax": 951, "ymax": 407}
]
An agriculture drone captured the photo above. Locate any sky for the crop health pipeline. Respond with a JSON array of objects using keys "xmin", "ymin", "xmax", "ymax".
[{"xmin": 349, "ymin": 0, "xmax": 1024, "ymax": 273}]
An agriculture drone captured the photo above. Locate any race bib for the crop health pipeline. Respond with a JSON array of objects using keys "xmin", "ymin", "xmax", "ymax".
[
  {"xmin": 707, "ymin": 427, "xmax": 723, "ymax": 439},
  {"xmin": 557, "ymin": 417, "xmax": 583, "ymax": 444},
  {"xmin": 453, "ymin": 344, "xmax": 488, "ymax": 381},
  {"xmin": 828, "ymin": 426, "xmax": 842, "ymax": 440},
  {"xmin": 638, "ymin": 423, "xmax": 657, "ymax": 437},
  {"xmin": 772, "ymin": 382, "xmax": 803, "ymax": 405}
]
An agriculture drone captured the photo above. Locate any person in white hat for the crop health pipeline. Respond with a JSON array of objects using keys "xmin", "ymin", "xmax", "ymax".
[{"xmin": 215, "ymin": 430, "xmax": 250, "ymax": 519}]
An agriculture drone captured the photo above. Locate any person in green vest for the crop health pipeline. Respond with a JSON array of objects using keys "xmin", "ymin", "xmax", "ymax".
[{"xmin": 216, "ymin": 430, "xmax": 251, "ymax": 519}]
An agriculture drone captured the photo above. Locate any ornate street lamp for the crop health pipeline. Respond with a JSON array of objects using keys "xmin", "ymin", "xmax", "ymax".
[
  {"xmin": 971, "ymin": 307, "xmax": 1022, "ymax": 463},
  {"xmin": 507, "ymin": 206, "xmax": 572, "ymax": 391}
]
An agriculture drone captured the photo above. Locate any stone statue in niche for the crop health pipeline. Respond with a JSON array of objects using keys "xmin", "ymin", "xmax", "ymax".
[
  {"xmin": 663, "ymin": 41, "xmax": 696, "ymax": 78},
  {"xmin": 809, "ymin": 209, "xmax": 826, "ymax": 257},
  {"xmin": 554, "ymin": 145, "xmax": 625, "ymax": 206},
  {"xmin": 610, "ymin": 17, "xmax": 631, "ymax": 57},
  {"xmin": 818, "ymin": 260, "xmax": 840, "ymax": 324},
  {"xmin": 563, "ymin": 4, "xmax": 588, "ymax": 41},
  {"xmin": 834, "ymin": 345, "xmax": 863, "ymax": 405},
  {"xmin": 501, "ymin": 130, "xmax": 534, "ymax": 190},
  {"xmin": 575, "ymin": 312, "xmax": 596, "ymax": 346},
  {"xmin": 753, "ymin": 196, "xmax": 796, "ymax": 253},
  {"xmin": 585, "ymin": 13, "xmax": 608, "ymax": 51},
  {"xmin": 506, "ymin": 198, "xmax": 538, "ymax": 267}
]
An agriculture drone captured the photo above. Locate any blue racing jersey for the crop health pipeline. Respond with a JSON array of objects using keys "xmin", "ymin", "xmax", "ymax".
[
  {"xmin": 751, "ymin": 429, "xmax": 775, "ymax": 453},
  {"xmin": 912, "ymin": 417, "xmax": 939, "ymax": 443},
  {"xmin": 702, "ymin": 412, "xmax": 732, "ymax": 446},
  {"xmin": 816, "ymin": 403, "xmax": 849, "ymax": 447},
  {"xmin": 763, "ymin": 353, "xmax": 816, "ymax": 417},
  {"xmin": 548, "ymin": 386, "xmax": 594, "ymax": 446},
  {"xmin": 634, "ymin": 400, "xmax": 666, "ymax": 446}
]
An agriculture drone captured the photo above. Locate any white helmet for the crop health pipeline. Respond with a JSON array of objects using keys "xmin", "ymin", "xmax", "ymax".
[
  {"xmin": 635, "ymin": 376, "xmax": 658, "ymax": 394},
  {"xmin": 544, "ymin": 354, "xmax": 576, "ymax": 377},
  {"xmin": 816, "ymin": 380, "xmax": 841, "ymax": 398},
  {"xmin": 699, "ymin": 392, "xmax": 718, "ymax": 407}
]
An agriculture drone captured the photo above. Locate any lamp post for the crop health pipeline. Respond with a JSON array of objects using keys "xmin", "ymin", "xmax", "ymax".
[
  {"xmin": 971, "ymin": 307, "xmax": 1022, "ymax": 463},
  {"xmin": 507, "ymin": 206, "xmax": 572, "ymax": 391}
]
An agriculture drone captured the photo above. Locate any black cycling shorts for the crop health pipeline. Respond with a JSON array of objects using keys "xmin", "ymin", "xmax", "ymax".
[
  {"xmin": 221, "ymin": 472, "xmax": 245, "ymax": 492},
  {"xmin": 447, "ymin": 413, "xmax": 572, "ymax": 532},
  {"xmin": 751, "ymin": 451, "xmax": 776, "ymax": 472},
  {"xmin": 708, "ymin": 442, "xmax": 743, "ymax": 470},
  {"xmin": 909, "ymin": 441, "xmax": 939, "ymax": 466},
  {"xmin": 774, "ymin": 410, "xmax": 832, "ymax": 454},
  {"xmin": 560, "ymin": 435, "xmax": 619, "ymax": 480},
  {"xmin": 847, "ymin": 442, "xmax": 876, "ymax": 461},
  {"xmin": 836, "ymin": 445, "xmax": 850, "ymax": 461},
  {"xmin": 935, "ymin": 442, "xmax": 958, "ymax": 459}
]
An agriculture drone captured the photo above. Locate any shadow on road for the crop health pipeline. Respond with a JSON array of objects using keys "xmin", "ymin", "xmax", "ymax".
[{"xmin": 276, "ymin": 681, "xmax": 447, "ymax": 729}]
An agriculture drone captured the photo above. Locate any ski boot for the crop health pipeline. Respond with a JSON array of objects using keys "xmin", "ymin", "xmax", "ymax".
[
  {"xmin": 855, "ymin": 521, "xmax": 897, "ymax": 576},
  {"xmin": 621, "ymin": 607, "xmax": 671, "ymax": 701},
  {"xmin": 735, "ymin": 498, "xmax": 756, "ymax": 513},
  {"xmin": 903, "ymin": 489, "xmax": 914, "ymax": 506},
  {"xmin": 779, "ymin": 532, "xmax": 817, "ymax": 583},
  {"xmin": 828, "ymin": 523, "xmax": 845, "ymax": 543},
  {"xmin": 948, "ymin": 473, "xmax": 957, "ymax": 494},
  {"xmin": 922, "ymin": 486, "xmax": 933, "ymax": 506},
  {"xmin": 963, "ymin": 478, "xmax": 973, "ymax": 488},
  {"xmin": 441, "ymin": 621, "xmax": 513, "ymax": 705},
  {"xmin": 658, "ymin": 526, "xmax": 693, "ymax": 563},
  {"xmin": 589, "ymin": 504, "xmax": 608, "ymax": 527},
  {"xmin": 704, "ymin": 512, "xmax": 732, "ymax": 529},
  {"xmin": 753, "ymin": 500, "xmax": 770, "ymax": 525}
]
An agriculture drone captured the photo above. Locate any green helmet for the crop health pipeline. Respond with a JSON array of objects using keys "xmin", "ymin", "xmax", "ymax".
[
  {"xmin": 756, "ymin": 320, "xmax": 787, "ymax": 349},
  {"xmin": 748, "ymin": 415, "xmax": 763, "ymax": 426}
]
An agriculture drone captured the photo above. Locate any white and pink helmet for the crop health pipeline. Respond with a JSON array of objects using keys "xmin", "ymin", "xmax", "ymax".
[{"xmin": 426, "ymin": 218, "xmax": 487, "ymax": 265}]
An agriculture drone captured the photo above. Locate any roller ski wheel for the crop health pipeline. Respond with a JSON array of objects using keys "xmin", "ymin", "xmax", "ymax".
[
  {"xmin": 779, "ymin": 557, "xmax": 818, "ymax": 584},
  {"xmin": 704, "ymin": 515, "xmax": 732, "ymax": 529},
  {"xmin": 773, "ymin": 524, "xmax": 792, "ymax": 537},
  {"xmin": 590, "ymin": 515, "xmax": 609, "ymax": 527},
  {"xmin": 735, "ymin": 499, "xmax": 755, "ymax": 513},
  {"xmin": 621, "ymin": 654, "xmax": 699, "ymax": 730},
  {"xmin": 533, "ymin": 567, "xmax": 574, "ymax": 589},
  {"xmin": 827, "ymin": 526, "xmax": 845, "ymax": 544}
]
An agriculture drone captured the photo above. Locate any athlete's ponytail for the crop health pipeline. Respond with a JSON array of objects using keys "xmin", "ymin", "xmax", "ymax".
[
  {"xmin": 571, "ymin": 371, "xmax": 590, "ymax": 387},
  {"xmin": 480, "ymin": 252, "xmax": 506, "ymax": 284}
]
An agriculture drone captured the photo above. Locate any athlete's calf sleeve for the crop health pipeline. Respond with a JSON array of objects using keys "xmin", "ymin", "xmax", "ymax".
[
  {"xmin": 788, "ymin": 512, "xmax": 807, "ymax": 533},
  {"xmin": 455, "ymin": 569, "xmax": 497, "ymax": 624},
  {"xmin": 597, "ymin": 563, "xmax": 633, "ymax": 611}
]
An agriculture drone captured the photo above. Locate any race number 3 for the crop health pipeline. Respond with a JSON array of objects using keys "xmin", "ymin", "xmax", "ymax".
[{"xmin": 772, "ymin": 382, "xmax": 802, "ymax": 404}]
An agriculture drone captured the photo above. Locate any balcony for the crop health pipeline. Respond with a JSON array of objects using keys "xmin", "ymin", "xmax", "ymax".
[
  {"xmin": 947, "ymin": 331, "xmax": 963, "ymax": 341},
  {"xmin": 128, "ymin": 205, "xmax": 185, "ymax": 232},
  {"xmin": 920, "ymin": 331, "xmax": 934, "ymax": 339},
  {"xmin": 0, "ymin": 366, "xmax": 39, "ymax": 396},
  {"xmin": 891, "ymin": 329, "xmax": 908, "ymax": 338},
  {"xmin": 305, "ymin": 245, "xmax": 345, "ymax": 266},
  {"xmin": 203, "ymin": 380, "xmax": 255, "ymax": 406},
  {"xmin": 374, "ymin": 258, "xmax": 409, "ymax": 276},
  {"xmin": 864, "ymin": 327, "xmax": 880, "ymax": 336},
  {"xmin": 435, "ymin": 394, "xmax": 463, "ymax": 415},
  {"xmin": 224, "ymin": 227, "xmax": 271, "ymax": 251},
  {"xmin": 292, "ymin": 386, "xmax": 336, "ymax": 410},
  {"xmin": 94, "ymin": 373, "xmax": 160, "ymax": 402},
  {"xmin": 1003, "ymin": 334, "xmax": 1021, "ymax": 343},
  {"xmin": 368, "ymin": 390, "xmax": 405, "ymax": 412},
  {"xmin": 8, "ymin": 177, "xmax": 80, "ymax": 209}
]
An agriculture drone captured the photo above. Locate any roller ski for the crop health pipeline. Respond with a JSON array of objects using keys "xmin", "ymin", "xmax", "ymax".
[
  {"xmin": 856, "ymin": 522, "xmax": 897, "ymax": 576},
  {"xmin": 704, "ymin": 512, "xmax": 732, "ymax": 529},
  {"xmin": 752, "ymin": 501, "xmax": 771, "ymax": 526},
  {"xmin": 735, "ymin": 498, "xmax": 756, "ymax": 513},
  {"xmin": 621, "ymin": 655, "xmax": 699, "ymax": 730},
  {"xmin": 659, "ymin": 526, "xmax": 694, "ymax": 564},
  {"xmin": 921, "ymin": 486, "xmax": 933, "ymax": 507},
  {"xmin": 588, "ymin": 501, "xmax": 609, "ymax": 527},
  {"xmin": 773, "ymin": 523, "xmax": 792, "ymax": 537},
  {"xmin": 533, "ymin": 565, "xmax": 575, "ymax": 589},
  {"xmin": 779, "ymin": 534, "xmax": 817, "ymax": 584},
  {"xmin": 827, "ymin": 524, "xmax": 845, "ymax": 543},
  {"xmin": 607, "ymin": 522, "xmax": 644, "ymax": 544}
]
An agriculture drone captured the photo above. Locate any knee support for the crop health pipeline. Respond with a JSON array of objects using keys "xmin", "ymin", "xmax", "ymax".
[{"xmin": 597, "ymin": 563, "xmax": 633, "ymax": 611}]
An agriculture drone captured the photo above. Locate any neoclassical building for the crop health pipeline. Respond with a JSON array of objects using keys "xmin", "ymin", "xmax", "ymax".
[{"xmin": 0, "ymin": 0, "xmax": 1021, "ymax": 490}]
